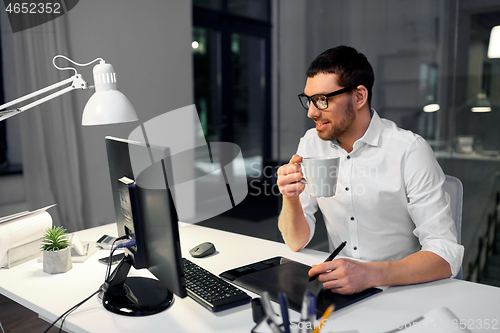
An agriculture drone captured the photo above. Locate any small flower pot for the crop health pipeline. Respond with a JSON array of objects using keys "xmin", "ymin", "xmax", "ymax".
[{"xmin": 43, "ymin": 247, "xmax": 72, "ymax": 274}]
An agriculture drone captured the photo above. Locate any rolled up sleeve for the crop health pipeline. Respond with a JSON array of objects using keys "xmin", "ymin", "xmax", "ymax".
[
  {"xmin": 295, "ymin": 135, "xmax": 320, "ymax": 249},
  {"xmin": 405, "ymin": 137, "xmax": 465, "ymax": 277}
]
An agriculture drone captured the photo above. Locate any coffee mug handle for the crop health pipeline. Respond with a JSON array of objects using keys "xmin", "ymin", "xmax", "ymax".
[{"xmin": 295, "ymin": 162, "xmax": 307, "ymax": 184}]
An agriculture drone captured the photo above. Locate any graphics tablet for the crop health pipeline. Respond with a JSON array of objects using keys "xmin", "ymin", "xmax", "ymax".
[{"xmin": 220, "ymin": 256, "xmax": 382, "ymax": 316}]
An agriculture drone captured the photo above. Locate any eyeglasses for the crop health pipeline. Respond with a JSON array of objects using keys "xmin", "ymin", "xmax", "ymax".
[{"xmin": 298, "ymin": 85, "xmax": 357, "ymax": 110}]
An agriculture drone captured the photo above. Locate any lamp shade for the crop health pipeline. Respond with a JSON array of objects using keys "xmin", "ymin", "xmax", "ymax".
[
  {"xmin": 471, "ymin": 92, "xmax": 491, "ymax": 113},
  {"xmin": 81, "ymin": 61, "xmax": 138, "ymax": 125},
  {"xmin": 423, "ymin": 103, "xmax": 440, "ymax": 112},
  {"xmin": 82, "ymin": 90, "xmax": 137, "ymax": 125}
]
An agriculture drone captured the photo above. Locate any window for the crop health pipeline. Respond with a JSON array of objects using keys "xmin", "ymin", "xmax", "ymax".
[
  {"xmin": 0, "ymin": 38, "xmax": 21, "ymax": 176},
  {"xmin": 192, "ymin": 1, "xmax": 272, "ymax": 178}
]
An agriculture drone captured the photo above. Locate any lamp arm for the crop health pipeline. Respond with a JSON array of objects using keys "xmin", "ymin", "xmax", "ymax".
[
  {"xmin": 0, "ymin": 74, "xmax": 89, "ymax": 122},
  {"xmin": 0, "ymin": 76, "xmax": 74, "ymax": 111}
]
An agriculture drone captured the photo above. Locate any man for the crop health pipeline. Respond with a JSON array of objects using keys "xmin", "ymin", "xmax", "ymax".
[{"xmin": 277, "ymin": 46, "xmax": 464, "ymax": 295}]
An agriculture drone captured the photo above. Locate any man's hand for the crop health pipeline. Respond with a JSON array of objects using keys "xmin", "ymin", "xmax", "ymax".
[
  {"xmin": 308, "ymin": 259, "xmax": 376, "ymax": 295},
  {"xmin": 277, "ymin": 154, "xmax": 306, "ymax": 199},
  {"xmin": 308, "ymin": 251, "xmax": 452, "ymax": 295}
]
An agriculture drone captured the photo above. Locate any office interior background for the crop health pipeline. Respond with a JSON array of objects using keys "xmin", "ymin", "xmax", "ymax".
[{"xmin": 0, "ymin": 0, "xmax": 499, "ymax": 288}]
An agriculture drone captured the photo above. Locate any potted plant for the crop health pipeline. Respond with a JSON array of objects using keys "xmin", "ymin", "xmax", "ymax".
[{"xmin": 41, "ymin": 226, "xmax": 72, "ymax": 274}]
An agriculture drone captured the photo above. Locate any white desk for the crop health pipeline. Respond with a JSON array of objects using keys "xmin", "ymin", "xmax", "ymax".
[{"xmin": 0, "ymin": 223, "xmax": 499, "ymax": 333}]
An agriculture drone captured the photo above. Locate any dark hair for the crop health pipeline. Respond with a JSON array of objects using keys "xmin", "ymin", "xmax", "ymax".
[{"xmin": 306, "ymin": 46, "xmax": 374, "ymax": 106}]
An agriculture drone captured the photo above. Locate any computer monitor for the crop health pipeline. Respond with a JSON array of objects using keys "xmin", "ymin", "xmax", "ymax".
[{"xmin": 102, "ymin": 136, "xmax": 187, "ymax": 316}]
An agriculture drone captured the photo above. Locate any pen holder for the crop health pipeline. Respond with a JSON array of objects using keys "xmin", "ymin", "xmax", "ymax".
[{"xmin": 252, "ymin": 298, "xmax": 266, "ymax": 324}]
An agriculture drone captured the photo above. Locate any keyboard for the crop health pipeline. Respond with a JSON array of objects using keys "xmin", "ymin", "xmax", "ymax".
[{"xmin": 182, "ymin": 258, "xmax": 251, "ymax": 312}]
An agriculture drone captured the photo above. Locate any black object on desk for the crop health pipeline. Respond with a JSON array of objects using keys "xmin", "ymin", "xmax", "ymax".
[
  {"xmin": 251, "ymin": 298, "xmax": 266, "ymax": 324},
  {"xmin": 220, "ymin": 257, "xmax": 382, "ymax": 317},
  {"xmin": 183, "ymin": 258, "xmax": 251, "ymax": 312},
  {"xmin": 98, "ymin": 253, "xmax": 125, "ymax": 265}
]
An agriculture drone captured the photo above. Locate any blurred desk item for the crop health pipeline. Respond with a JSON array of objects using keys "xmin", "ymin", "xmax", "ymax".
[{"xmin": 455, "ymin": 136, "xmax": 474, "ymax": 154}]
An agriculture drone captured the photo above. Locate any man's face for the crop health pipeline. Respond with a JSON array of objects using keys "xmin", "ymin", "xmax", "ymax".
[{"xmin": 303, "ymin": 73, "xmax": 356, "ymax": 141}]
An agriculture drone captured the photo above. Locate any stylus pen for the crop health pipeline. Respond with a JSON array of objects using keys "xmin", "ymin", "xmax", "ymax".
[
  {"xmin": 309, "ymin": 241, "xmax": 347, "ymax": 282},
  {"xmin": 278, "ymin": 292, "xmax": 291, "ymax": 333}
]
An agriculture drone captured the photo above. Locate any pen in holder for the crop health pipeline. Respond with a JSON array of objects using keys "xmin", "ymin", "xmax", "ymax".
[
  {"xmin": 251, "ymin": 315, "xmax": 303, "ymax": 333},
  {"xmin": 251, "ymin": 291, "xmax": 332, "ymax": 333}
]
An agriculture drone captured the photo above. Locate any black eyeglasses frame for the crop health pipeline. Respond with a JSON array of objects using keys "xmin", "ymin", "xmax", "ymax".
[{"xmin": 298, "ymin": 85, "xmax": 358, "ymax": 110}]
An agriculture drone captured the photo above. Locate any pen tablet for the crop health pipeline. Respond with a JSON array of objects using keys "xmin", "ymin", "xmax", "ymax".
[{"xmin": 220, "ymin": 256, "xmax": 382, "ymax": 316}]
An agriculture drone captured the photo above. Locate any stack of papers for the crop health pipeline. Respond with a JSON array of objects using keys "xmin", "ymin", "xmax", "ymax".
[{"xmin": 0, "ymin": 205, "xmax": 54, "ymax": 268}]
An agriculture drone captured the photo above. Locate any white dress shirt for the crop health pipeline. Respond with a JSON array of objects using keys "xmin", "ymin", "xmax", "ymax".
[{"xmin": 297, "ymin": 110, "xmax": 464, "ymax": 277}]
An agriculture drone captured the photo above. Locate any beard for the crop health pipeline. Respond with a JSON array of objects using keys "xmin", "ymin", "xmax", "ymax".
[{"xmin": 316, "ymin": 99, "xmax": 356, "ymax": 141}]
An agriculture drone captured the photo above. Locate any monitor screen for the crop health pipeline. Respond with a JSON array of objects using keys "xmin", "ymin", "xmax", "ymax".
[{"xmin": 103, "ymin": 136, "xmax": 187, "ymax": 316}]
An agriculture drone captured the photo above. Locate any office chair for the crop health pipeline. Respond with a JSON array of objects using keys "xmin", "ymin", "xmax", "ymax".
[{"xmin": 443, "ymin": 175, "xmax": 463, "ymax": 280}]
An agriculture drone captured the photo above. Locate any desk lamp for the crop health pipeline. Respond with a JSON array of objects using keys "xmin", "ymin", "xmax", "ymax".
[{"xmin": 0, "ymin": 55, "xmax": 138, "ymax": 125}]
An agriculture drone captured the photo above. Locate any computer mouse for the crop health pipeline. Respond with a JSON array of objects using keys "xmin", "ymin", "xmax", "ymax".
[{"xmin": 189, "ymin": 242, "xmax": 216, "ymax": 258}]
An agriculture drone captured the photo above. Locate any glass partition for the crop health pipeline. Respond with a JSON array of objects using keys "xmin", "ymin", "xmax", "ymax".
[
  {"xmin": 192, "ymin": 0, "xmax": 500, "ymax": 284},
  {"xmin": 294, "ymin": 0, "xmax": 500, "ymax": 283}
]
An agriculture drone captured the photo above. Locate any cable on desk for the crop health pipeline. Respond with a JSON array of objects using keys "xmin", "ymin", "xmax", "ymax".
[
  {"xmin": 43, "ymin": 288, "xmax": 102, "ymax": 333},
  {"xmin": 43, "ymin": 235, "xmax": 129, "ymax": 333},
  {"xmin": 105, "ymin": 236, "xmax": 128, "ymax": 283}
]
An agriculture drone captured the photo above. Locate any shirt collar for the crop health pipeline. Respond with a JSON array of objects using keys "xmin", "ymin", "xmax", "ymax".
[
  {"xmin": 330, "ymin": 109, "xmax": 382, "ymax": 148},
  {"xmin": 358, "ymin": 109, "xmax": 382, "ymax": 147}
]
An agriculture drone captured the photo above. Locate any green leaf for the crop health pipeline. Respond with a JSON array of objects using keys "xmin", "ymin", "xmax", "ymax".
[{"xmin": 41, "ymin": 226, "xmax": 71, "ymax": 252}]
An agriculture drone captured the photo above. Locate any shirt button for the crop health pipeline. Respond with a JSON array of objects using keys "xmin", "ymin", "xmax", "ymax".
[
  {"xmin": 350, "ymin": 217, "xmax": 355, "ymax": 221},
  {"xmin": 353, "ymin": 247, "xmax": 358, "ymax": 250},
  {"xmin": 345, "ymin": 187, "xmax": 349, "ymax": 191},
  {"xmin": 347, "ymin": 155, "xmax": 351, "ymax": 159}
]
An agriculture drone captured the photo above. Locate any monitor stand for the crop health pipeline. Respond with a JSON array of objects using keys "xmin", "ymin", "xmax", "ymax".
[{"xmin": 99, "ymin": 255, "xmax": 174, "ymax": 316}]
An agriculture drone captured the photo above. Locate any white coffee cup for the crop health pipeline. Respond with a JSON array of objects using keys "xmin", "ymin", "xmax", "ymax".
[{"xmin": 298, "ymin": 157, "xmax": 340, "ymax": 197}]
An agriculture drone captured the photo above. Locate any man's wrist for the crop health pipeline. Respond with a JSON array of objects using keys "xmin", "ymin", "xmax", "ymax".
[
  {"xmin": 365, "ymin": 261, "xmax": 389, "ymax": 288},
  {"xmin": 282, "ymin": 195, "xmax": 301, "ymax": 204}
]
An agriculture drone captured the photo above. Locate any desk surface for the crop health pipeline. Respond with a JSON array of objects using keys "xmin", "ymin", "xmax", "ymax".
[{"xmin": 1, "ymin": 223, "xmax": 499, "ymax": 333}]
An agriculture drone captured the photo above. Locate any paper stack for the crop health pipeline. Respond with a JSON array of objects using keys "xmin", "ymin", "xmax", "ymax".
[{"xmin": 0, "ymin": 205, "xmax": 54, "ymax": 268}]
